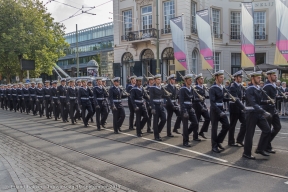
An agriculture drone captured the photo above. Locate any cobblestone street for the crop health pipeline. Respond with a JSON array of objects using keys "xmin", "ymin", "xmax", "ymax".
[{"xmin": 0, "ymin": 133, "xmax": 135, "ymax": 192}]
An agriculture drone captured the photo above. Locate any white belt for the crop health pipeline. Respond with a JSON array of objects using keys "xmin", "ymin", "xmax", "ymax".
[
  {"xmin": 153, "ymin": 99, "xmax": 163, "ymax": 103},
  {"xmin": 69, "ymin": 97, "xmax": 76, "ymax": 99},
  {"xmin": 184, "ymin": 101, "xmax": 192, "ymax": 104},
  {"xmin": 171, "ymin": 100, "xmax": 176, "ymax": 102},
  {"xmin": 18, "ymin": 95, "xmax": 22, "ymax": 96},
  {"xmin": 60, "ymin": 96, "xmax": 66, "ymax": 98},
  {"xmin": 24, "ymin": 94, "xmax": 29, "ymax": 96},
  {"xmin": 216, "ymin": 103, "xmax": 223, "ymax": 106},
  {"xmin": 245, "ymin": 107, "xmax": 254, "ymax": 110},
  {"xmin": 30, "ymin": 94, "xmax": 35, "ymax": 96},
  {"xmin": 37, "ymin": 96, "xmax": 43, "ymax": 98},
  {"xmin": 53, "ymin": 96, "xmax": 58, "ymax": 99},
  {"xmin": 12, "ymin": 94, "xmax": 16, "ymax": 96},
  {"xmin": 81, "ymin": 98, "xmax": 89, "ymax": 100},
  {"xmin": 89, "ymin": 97, "xmax": 94, "ymax": 99},
  {"xmin": 8, "ymin": 94, "xmax": 11, "ymax": 95},
  {"xmin": 45, "ymin": 95, "xmax": 50, "ymax": 97},
  {"xmin": 135, "ymin": 100, "xmax": 144, "ymax": 103},
  {"xmin": 97, "ymin": 98, "xmax": 105, "ymax": 100},
  {"xmin": 113, "ymin": 100, "xmax": 122, "ymax": 102}
]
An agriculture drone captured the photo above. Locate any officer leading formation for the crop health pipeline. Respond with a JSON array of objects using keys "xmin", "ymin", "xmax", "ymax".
[{"xmin": 0, "ymin": 68, "xmax": 285, "ymax": 160}]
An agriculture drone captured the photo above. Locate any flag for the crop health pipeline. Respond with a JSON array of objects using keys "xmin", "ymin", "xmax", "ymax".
[
  {"xmin": 274, "ymin": 0, "xmax": 288, "ymax": 65},
  {"xmin": 196, "ymin": 9, "xmax": 214, "ymax": 69},
  {"xmin": 170, "ymin": 16, "xmax": 187, "ymax": 69},
  {"xmin": 241, "ymin": 2, "xmax": 255, "ymax": 67}
]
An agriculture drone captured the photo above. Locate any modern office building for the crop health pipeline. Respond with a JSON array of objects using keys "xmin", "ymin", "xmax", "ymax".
[
  {"xmin": 113, "ymin": 0, "xmax": 277, "ymax": 85},
  {"xmin": 57, "ymin": 22, "xmax": 114, "ymax": 77}
]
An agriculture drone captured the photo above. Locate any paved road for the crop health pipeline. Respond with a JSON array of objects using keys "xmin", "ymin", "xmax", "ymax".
[{"xmin": 0, "ymin": 109, "xmax": 288, "ymax": 192}]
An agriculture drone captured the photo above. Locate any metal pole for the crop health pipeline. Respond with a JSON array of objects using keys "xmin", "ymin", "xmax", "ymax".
[
  {"xmin": 27, "ymin": 71, "xmax": 29, "ymax": 79},
  {"xmin": 76, "ymin": 24, "xmax": 79, "ymax": 77},
  {"xmin": 156, "ymin": 0, "xmax": 160, "ymax": 74},
  {"xmin": 182, "ymin": 14, "xmax": 190, "ymax": 74}
]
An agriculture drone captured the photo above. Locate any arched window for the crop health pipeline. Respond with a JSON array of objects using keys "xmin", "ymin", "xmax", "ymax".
[{"xmin": 191, "ymin": 49, "xmax": 198, "ymax": 73}]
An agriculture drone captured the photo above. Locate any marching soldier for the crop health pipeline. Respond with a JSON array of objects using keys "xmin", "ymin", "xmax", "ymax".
[
  {"xmin": 57, "ymin": 79, "xmax": 69, "ymax": 122},
  {"xmin": 228, "ymin": 70, "xmax": 246, "ymax": 147},
  {"xmin": 77, "ymin": 79, "xmax": 93, "ymax": 127},
  {"xmin": 209, "ymin": 70, "xmax": 231, "ymax": 153},
  {"xmin": 126, "ymin": 76, "xmax": 137, "ymax": 130},
  {"xmin": 109, "ymin": 77, "xmax": 128, "ymax": 134},
  {"xmin": 130, "ymin": 76, "xmax": 149, "ymax": 137},
  {"xmin": 29, "ymin": 82, "xmax": 37, "ymax": 115},
  {"xmin": 165, "ymin": 74, "xmax": 181, "ymax": 137},
  {"xmin": 44, "ymin": 80, "xmax": 52, "ymax": 119},
  {"xmin": 87, "ymin": 80, "xmax": 95, "ymax": 123},
  {"xmin": 179, "ymin": 74, "xmax": 199, "ymax": 147},
  {"xmin": 243, "ymin": 71, "xmax": 272, "ymax": 159},
  {"xmin": 22, "ymin": 83, "xmax": 30, "ymax": 114},
  {"xmin": 193, "ymin": 73, "xmax": 210, "ymax": 139},
  {"xmin": 149, "ymin": 74, "xmax": 172, "ymax": 141},
  {"xmin": 11, "ymin": 84, "xmax": 18, "ymax": 112},
  {"xmin": 262, "ymin": 69, "xmax": 282, "ymax": 154},
  {"xmin": 3, "ymin": 85, "xmax": 8, "ymax": 110},
  {"xmin": 144, "ymin": 77, "xmax": 154, "ymax": 133},
  {"xmin": 0, "ymin": 85, "xmax": 4, "ymax": 110},
  {"xmin": 102, "ymin": 78, "xmax": 110, "ymax": 126},
  {"xmin": 36, "ymin": 82, "xmax": 44, "ymax": 117},
  {"xmin": 17, "ymin": 83, "xmax": 24, "ymax": 113},
  {"xmin": 93, "ymin": 77, "xmax": 109, "ymax": 130},
  {"xmin": 75, "ymin": 80, "xmax": 82, "ymax": 121},
  {"xmin": 67, "ymin": 80, "xmax": 78, "ymax": 124},
  {"xmin": 51, "ymin": 81, "xmax": 60, "ymax": 121}
]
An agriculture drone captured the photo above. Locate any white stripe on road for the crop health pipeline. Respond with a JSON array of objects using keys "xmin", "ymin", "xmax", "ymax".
[
  {"xmin": 103, "ymin": 127, "xmax": 228, "ymax": 163},
  {"xmin": 285, "ymin": 181, "xmax": 288, "ymax": 185}
]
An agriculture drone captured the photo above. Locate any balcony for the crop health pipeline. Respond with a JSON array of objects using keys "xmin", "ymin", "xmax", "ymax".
[
  {"xmin": 191, "ymin": 27, "xmax": 197, "ymax": 34},
  {"xmin": 161, "ymin": 28, "xmax": 171, "ymax": 34},
  {"xmin": 214, "ymin": 33, "xmax": 222, "ymax": 39},
  {"xmin": 121, "ymin": 29, "xmax": 157, "ymax": 42}
]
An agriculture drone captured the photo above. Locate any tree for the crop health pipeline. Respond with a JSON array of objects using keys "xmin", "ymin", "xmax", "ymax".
[{"xmin": 0, "ymin": 0, "xmax": 69, "ymax": 82}]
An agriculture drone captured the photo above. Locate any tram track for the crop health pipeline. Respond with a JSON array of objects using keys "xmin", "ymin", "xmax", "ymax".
[{"xmin": 0, "ymin": 111, "xmax": 288, "ymax": 183}]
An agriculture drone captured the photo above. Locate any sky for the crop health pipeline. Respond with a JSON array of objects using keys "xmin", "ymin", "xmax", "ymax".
[{"xmin": 45, "ymin": 0, "xmax": 113, "ymax": 33}]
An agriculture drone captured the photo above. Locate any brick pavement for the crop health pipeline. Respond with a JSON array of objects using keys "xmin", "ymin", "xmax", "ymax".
[{"xmin": 0, "ymin": 133, "xmax": 136, "ymax": 192}]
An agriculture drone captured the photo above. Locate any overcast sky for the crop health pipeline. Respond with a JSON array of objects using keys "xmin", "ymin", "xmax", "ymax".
[{"xmin": 45, "ymin": 0, "xmax": 113, "ymax": 33}]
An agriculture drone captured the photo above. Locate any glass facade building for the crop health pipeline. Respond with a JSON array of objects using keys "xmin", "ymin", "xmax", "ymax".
[{"xmin": 57, "ymin": 22, "xmax": 114, "ymax": 77}]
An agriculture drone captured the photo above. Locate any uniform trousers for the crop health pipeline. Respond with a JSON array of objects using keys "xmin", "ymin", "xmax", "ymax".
[
  {"xmin": 52, "ymin": 99, "xmax": 60, "ymax": 120},
  {"xmin": 181, "ymin": 105, "xmax": 199, "ymax": 144},
  {"xmin": 36, "ymin": 98, "xmax": 44, "ymax": 117},
  {"xmin": 152, "ymin": 103, "xmax": 166, "ymax": 139},
  {"xmin": 12, "ymin": 97, "xmax": 18, "ymax": 112},
  {"xmin": 30, "ymin": 97, "xmax": 37, "ymax": 115},
  {"xmin": 60, "ymin": 98, "xmax": 69, "ymax": 121},
  {"xmin": 194, "ymin": 102, "xmax": 210, "ymax": 134},
  {"xmin": 166, "ymin": 104, "xmax": 181, "ymax": 135},
  {"xmin": 229, "ymin": 111, "xmax": 246, "ymax": 145},
  {"xmin": 44, "ymin": 98, "xmax": 52, "ymax": 118},
  {"xmin": 146, "ymin": 102, "xmax": 153, "ymax": 132},
  {"xmin": 128, "ymin": 100, "xmax": 135, "ymax": 129},
  {"xmin": 80, "ymin": 101, "xmax": 93, "ymax": 126},
  {"xmin": 95, "ymin": 101, "xmax": 108, "ymax": 129},
  {"xmin": 68, "ymin": 99, "xmax": 78, "ymax": 123},
  {"xmin": 135, "ymin": 103, "xmax": 148, "ymax": 135},
  {"xmin": 112, "ymin": 103, "xmax": 125, "ymax": 133},
  {"xmin": 23, "ymin": 97, "xmax": 30, "ymax": 113}
]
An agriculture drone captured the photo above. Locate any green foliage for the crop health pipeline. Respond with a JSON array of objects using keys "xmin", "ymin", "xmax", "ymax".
[{"xmin": 0, "ymin": 0, "xmax": 69, "ymax": 82}]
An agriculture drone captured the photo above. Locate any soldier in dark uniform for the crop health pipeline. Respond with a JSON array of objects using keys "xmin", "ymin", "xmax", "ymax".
[
  {"xmin": 67, "ymin": 80, "xmax": 78, "ymax": 124},
  {"xmin": 109, "ymin": 77, "xmax": 128, "ymax": 134},
  {"xmin": 102, "ymin": 78, "xmax": 110, "ymax": 126},
  {"xmin": 51, "ymin": 81, "xmax": 60, "ymax": 121},
  {"xmin": 144, "ymin": 77, "xmax": 154, "ymax": 133},
  {"xmin": 149, "ymin": 74, "xmax": 172, "ymax": 141},
  {"xmin": 193, "ymin": 73, "xmax": 210, "ymax": 139},
  {"xmin": 0, "ymin": 85, "xmax": 4, "ymax": 110},
  {"xmin": 17, "ymin": 83, "xmax": 24, "ymax": 113},
  {"xmin": 11, "ymin": 84, "xmax": 18, "ymax": 112},
  {"xmin": 243, "ymin": 71, "xmax": 272, "ymax": 159},
  {"xmin": 209, "ymin": 70, "xmax": 231, "ymax": 153},
  {"xmin": 22, "ymin": 83, "xmax": 30, "ymax": 114},
  {"xmin": 57, "ymin": 79, "xmax": 69, "ymax": 122},
  {"xmin": 3, "ymin": 85, "xmax": 8, "ymax": 110},
  {"xmin": 87, "ymin": 80, "xmax": 95, "ymax": 123},
  {"xmin": 179, "ymin": 74, "xmax": 199, "ymax": 147},
  {"xmin": 78, "ymin": 79, "xmax": 93, "ymax": 127},
  {"xmin": 262, "ymin": 69, "xmax": 282, "ymax": 154},
  {"xmin": 228, "ymin": 70, "xmax": 246, "ymax": 147},
  {"xmin": 36, "ymin": 82, "xmax": 44, "ymax": 117},
  {"xmin": 165, "ymin": 74, "xmax": 181, "ymax": 137},
  {"xmin": 126, "ymin": 76, "xmax": 137, "ymax": 130},
  {"xmin": 43, "ymin": 81, "xmax": 52, "ymax": 119},
  {"xmin": 75, "ymin": 80, "xmax": 82, "ymax": 121},
  {"xmin": 29, "ymin": 82, "xmax": 37, "ymax": 115},
  {"xmin": 93, "ymin": 77, "xmax": 109, "ymax": 130},
  {"xmin": 130, "ymin": 76, "xmax": 149, "ymax": 137}
]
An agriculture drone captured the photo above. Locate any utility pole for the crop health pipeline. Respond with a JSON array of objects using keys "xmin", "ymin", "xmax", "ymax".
[
  {"xmin": 76, "ymin": 24, "xmax": 79, "ymax": 77},
  {"xmin": 156, "ymin": 0, "xmax": 160, "ymax": 74}
]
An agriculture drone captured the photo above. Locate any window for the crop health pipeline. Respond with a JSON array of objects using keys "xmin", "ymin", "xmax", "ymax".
[
  {"xmin": 141, "ymin": 6, "xmax": 152, "ymax": 30},
  {"xmin": 255, "ymin": 53, "xmax": 266, "ymax": 65},
  {"xmin": 231, "ymin": 53, "xmax": 241, "ymax": 74},
  {"xmin": 123, "ymin": 10, "xmax": 132, "ymax": 35},
  {"xmin": 163, "ymin": 1, "xmax": 175, "ymax": 33},
  {"xmin": 212, "ymin": 9, "xmax": 221, "ymax": 39},
  {"xmin": 191, "ymin": 50, "xmax": 198, "ymax": 74},
  {"xmin": 254, "ymin": 12, "xmax": 266, "ymax": 40},
  {"xmin": 191, "ymin": 1, "xmax": 197, "ymax": 34},
  {"xmin": 230, "ymin": 12, "xmax": 241, "ymax": 40},
  {"xmin": 213, "ymin": 52, "xmax": 220, "ymax": 73}
]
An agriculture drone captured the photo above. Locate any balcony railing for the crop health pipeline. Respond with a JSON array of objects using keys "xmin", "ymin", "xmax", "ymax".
[
  {"xmin": 230, "ymin": 35, "xmax": 241, "ymax": 40},
  {"xmin": 191, "ymin": 27, "xmax": 197, "ymax": 34},
  {"xmin": 214, "ymin": 33, "xmax": 222, "ymax": 39},
  {"xmin": 121, "ymin": 29, "xmax": 157, "ymax": 41},
  {"xmin": 161, "ymin": 28, "xmax": 171, "ymax": 34},
  {"xmin": 255, "ymin": 34, "xmax": 268, "ymax": 40}
]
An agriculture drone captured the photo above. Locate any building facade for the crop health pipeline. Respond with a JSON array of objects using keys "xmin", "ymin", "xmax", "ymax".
[
  {"xmin": 113, "ymin": 0, "xmax": 276, "ymax": 85},
  {"xmin": 57, "ymin": 22, "xmax": 114, "ymax": 77}
]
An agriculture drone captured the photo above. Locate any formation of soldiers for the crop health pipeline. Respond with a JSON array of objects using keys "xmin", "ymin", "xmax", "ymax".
[{"xmin": 0, "ymin": 69, "xmax": 284, "ymax": 160}]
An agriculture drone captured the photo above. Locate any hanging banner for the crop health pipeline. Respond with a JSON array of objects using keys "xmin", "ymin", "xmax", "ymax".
[
  {"xmin": 274, "ymin": 0, "xmax": 288, "ymax": 65},
  {"xmin": 241, "ymin": 2, "xmax": 255, "ymax": 67},
  {"xmin": 170, "ymin": 16, "xmax": 187, "ymax": 69},
  {"xmin": 196, "ymin": 9, "xmax": 214, "ymax": 69}
]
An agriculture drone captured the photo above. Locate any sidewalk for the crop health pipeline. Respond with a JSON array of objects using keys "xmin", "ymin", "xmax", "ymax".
[{"xmin": 0, "ymin": 132, "xmax": 135, "ymax": 192}]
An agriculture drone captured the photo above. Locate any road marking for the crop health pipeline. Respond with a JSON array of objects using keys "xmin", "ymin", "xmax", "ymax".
[
  {"xmin": 103, "ymin": 128, "xmax": 228, "ymax": 163},
  {"xmin": 285, "ymin": 181, "xmax": 288, "ymax": 185}
]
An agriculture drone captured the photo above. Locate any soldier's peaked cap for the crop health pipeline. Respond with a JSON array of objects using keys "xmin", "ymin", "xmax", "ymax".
[
  {"xmin": 233, "ymin": 70, "xmax": 243, "ymax": 77},
  {"xmin": 249, "ymin": 71, "xmax": 262, "ymax": 77},
  {"xmin": 112, "ymin": 77, "xmax": 120, "ymax": 81},
  {"xmin": 183, "ymin": 74, "xmax": 194, "ymax": 79},
  {"xmin": 153, "ymin": 74, "xmax": 162, "ymax": 79},
  {"xmin": 167, "ymin": 74, "xmax": 176, "ymax": 80},
  {"xmin": 266, "ymin": 69, "xmax": 277, "ymax": 75},
  {"xmin": 136, "ymin": 76, "xmax": 143, "ymax": 81},
  {"xmin": 129, "ymin": 76, "xmax": 137, "ymax": 80},
  {"xmin": 195, "ymin": 73, "xmax": 203, "ymax": 80},
  {"xmin": 214, "ymin": 70, "xmax": 224, "ymax": 76}
]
